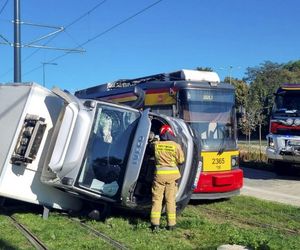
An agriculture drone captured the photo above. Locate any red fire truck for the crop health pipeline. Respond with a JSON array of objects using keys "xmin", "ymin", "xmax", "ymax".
[{"xmin": 266, "ymin": 83, "xmax": 300, "ymax": 174}]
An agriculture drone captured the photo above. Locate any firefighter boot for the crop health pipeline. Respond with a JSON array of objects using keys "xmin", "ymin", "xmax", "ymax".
[
  {"xmin": 151, "ymin": 224, "xmax": 160, "ymax": 232},
  {"xmin": 167, "ymin": 225, "xmax": 176, "ymax": 231}
]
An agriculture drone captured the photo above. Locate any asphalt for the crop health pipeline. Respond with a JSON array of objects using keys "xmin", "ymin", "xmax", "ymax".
[{"xmin": 241, "ymin": 167, "xmax": 300, "ymax": 207}]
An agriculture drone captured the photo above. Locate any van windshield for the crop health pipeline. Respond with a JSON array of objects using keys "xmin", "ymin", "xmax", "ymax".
[{"xmin": 76, "ymin": 104, "xmax": 140, "ymax": 198}]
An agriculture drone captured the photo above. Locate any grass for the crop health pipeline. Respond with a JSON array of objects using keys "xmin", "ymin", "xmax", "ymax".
[
  {"xmin": 88, "ymin": 196, "xmax": 300, "ymax": 250},
  {"xmin": 1, "ymin": 140, "xmax": 298, "ymax": 249},
  {"xmin": 2, "ymin": 195, "xmax": 300, "ymax": 250},
  {"xmin": 12, "ymin": 212, "xmax": 114, "ymax": 250},
  {"xmin": 0, "ymin": 215, "xmax": 35, "ymax": 250}
]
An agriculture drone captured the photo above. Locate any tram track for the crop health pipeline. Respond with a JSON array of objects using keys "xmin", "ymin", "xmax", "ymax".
[
  {"xmin": 70, "ymin": 217, "xmax": 129, "ymax": 250},
  {"xmin": 8, "ymin": 214, "xmax": 128, "ymax": 250},
  {"xmin": 1, "ymin": 205, "xmax": 129, "ymax": 250},
  {"xmin": 3, "ymin": 198, "xmax": 299, "ymax": 249},
  {"xmin": 7, "ymin": 214, "xmax": 49, "ymax": 250}
]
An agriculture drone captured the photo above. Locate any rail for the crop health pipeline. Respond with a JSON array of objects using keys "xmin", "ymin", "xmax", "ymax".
[
  {"xmin": 8, "ymin": 215, "xmax": 49, "ymax": 250},
  {"xmin": 70, "ymin": 217, "xmax": 129, "ymax": 250}
]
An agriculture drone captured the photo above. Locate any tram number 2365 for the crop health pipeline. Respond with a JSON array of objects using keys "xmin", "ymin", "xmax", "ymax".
[{"xmin": 212, "ymin": 157, "xmax": 225, "ymax": 165}]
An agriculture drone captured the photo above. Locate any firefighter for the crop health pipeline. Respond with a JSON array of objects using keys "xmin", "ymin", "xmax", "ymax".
[{"xmin": 150, "ymin": 125, "xmax": 185, "ymax": 231}]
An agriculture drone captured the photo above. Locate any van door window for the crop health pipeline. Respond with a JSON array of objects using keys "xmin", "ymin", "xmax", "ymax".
[{"xmin": 77, "ymin": 104, "xmax": 140, "ymax": 198}]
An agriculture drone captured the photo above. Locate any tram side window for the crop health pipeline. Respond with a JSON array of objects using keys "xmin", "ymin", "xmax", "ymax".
[{"xmin": 148, "ymin": 105, "xmax": 173, "ymax": 117}]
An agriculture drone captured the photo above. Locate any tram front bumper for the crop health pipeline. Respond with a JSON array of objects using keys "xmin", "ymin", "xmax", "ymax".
[{"xmin": 191, "ymin": 169, "xmax": 243, "ymax": 200}]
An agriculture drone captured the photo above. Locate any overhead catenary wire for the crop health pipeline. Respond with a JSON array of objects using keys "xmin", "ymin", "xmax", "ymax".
[
  {"xmin": 0, "ymin": 0, "xmax": 108, "ymax": 79},
  {"xmin": 0, "ymin": 0, "xmax": 14, "ymax": 82},
  {"xmin": 64, "ymin": 0, "xmax": 108, "ymax": 29},
  {"xmin": 78, "ymin": 0, "xmax": 164, "ymax": 47},
  {"xmin": 22, "ymin": 0, "xmax": 108, "ymax": 59},
  {"xmin": 0, "ymin": 0, "xmax": 11, "ymax": 82},
  {"xmin": 23, "ymin": 0, "xmax": 164, "ymax": 77},
  {"xmin": 63, "ymin": 29, "xmax": 85, "ymax": 51},
  {"xmin": 0, "ymin": 0, "xmax": 9, "ymax": 16}
]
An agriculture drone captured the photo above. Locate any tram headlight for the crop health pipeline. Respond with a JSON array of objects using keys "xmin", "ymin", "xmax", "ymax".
[{"xmin": 231, "ymin": 155, "xmax": 239, "ymax": 169}]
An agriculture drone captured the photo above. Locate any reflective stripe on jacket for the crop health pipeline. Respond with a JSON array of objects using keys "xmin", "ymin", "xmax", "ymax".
[
  {"xmin": 154, "ymin": 140, "xmax": 185, "ymax": 175},
  {"xmin": 155, "ymin": 166, "xmax": 180, "ymax": 175}
]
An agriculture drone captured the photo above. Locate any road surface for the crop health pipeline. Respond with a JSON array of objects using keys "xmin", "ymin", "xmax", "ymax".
[{"xmin": 241, "ymin": 167, "xmax": 300, "ymax": 207}]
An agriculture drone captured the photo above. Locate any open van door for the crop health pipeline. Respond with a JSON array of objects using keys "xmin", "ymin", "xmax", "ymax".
[{"xmin": 129, "ymin": 112, "xmax": 199, "ymax": 212}]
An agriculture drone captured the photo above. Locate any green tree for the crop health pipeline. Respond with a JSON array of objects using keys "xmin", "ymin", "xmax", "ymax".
[
  {"xmin": 282, "ymin": 60, "xmax": 300, "ymax": 82},
  {"xmin": 244, "ymin": 61, "xmax": 297, "ymax": 135},
  {"xmin": 242, "ymin": 60, "xmax": 300, "ymax": 153},
  {"xmin": 224, "ymin": 77, "xmax": 248, "ymax": 108},
  {"xmin": 239, "ymin": 96, "xmax": 258, "ymax": 147}
]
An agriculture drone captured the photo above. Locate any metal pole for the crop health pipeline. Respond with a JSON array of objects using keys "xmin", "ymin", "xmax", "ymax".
[
  {"xmin": 14, "ymin": 0, "xmax": 21, "ymax": 83},
  {"xmin": 229, "ymin": 65, "xmax": 233, "ymax": 85}
]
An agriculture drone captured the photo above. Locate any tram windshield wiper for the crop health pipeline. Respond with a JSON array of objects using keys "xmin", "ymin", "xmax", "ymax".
[{"xmin": 217, "ymin": 127, "xmax": 226, "ymax": 155}]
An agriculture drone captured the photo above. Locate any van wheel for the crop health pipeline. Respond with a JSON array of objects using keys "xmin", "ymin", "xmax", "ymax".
[{"xmin": 88, "ymin": 203, "xmax": 111, "ymax": 221}]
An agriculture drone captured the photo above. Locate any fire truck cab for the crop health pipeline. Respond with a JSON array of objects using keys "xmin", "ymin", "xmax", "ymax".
[{"xmin": 266, "ymin": 83, "xmax": 300, "ymax": 174}]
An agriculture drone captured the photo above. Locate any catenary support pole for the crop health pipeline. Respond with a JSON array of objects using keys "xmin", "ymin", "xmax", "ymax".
[{"xmin": 14, "ymin": 0, "xmax": 21, "ymax": 83}]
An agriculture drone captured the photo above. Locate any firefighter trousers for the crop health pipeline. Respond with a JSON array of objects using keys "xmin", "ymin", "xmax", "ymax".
[{"xmin": 151, "ymin": 174, "xmax": 178, "ymax": 227}]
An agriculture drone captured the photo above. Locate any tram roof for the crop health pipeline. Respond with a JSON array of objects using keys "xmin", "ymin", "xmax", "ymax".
[
  {"xmin": 75, "ymin": 80, "xmax": 234, "ymax": 99},
  {"xmin": 75, "ymin": 69, "xmax": 234, "ymax": 99}
]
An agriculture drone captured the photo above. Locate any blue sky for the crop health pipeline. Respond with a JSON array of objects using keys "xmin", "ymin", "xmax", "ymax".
[{"xmin": 0, "ymin": 0, "xmax": 300, "ymax": 92}]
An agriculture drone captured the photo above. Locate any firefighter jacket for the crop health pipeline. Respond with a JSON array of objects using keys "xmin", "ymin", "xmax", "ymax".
[{"xmin": 153, "ymin": 140, "xmax": 185, "ymax": 179}]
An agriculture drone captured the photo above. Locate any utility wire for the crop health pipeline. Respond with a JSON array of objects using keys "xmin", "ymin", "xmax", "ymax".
[
  {"xmin": 0, "ymin": 0, "xmax": 9, "ymax": 16},
  {"xmin": 22, "ymin": 0, "xmax": 108, "ymax": 63},
  {"xmin": 63, "ymin": 30, "xmax": 84, "ymax": 50},
  {"xmin": 64, "ymin": 0, "xmax": 107, "ymax": 29},
  {"xmin": 0, "ymin": 0, "xmax": 108, "ymax": 79},
  {"xmin": 23, "ymin": 0, "xmax": 163, "ymax": 77},
  {"xmin": 0, "ymin": 0, "xmax": 11, "ymax": 81},
  {"xmin": 79, "ymin": 0, "xmax": 163, "ymax": 47}
]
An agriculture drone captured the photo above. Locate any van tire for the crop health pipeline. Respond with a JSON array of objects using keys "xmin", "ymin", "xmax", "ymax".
[{"xmin": 87, "ymin": 203, "xmax": 111, "ymax": 221}]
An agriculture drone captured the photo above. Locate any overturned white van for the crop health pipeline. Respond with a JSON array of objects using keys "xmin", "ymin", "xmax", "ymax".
[{"xmin": 0, "ymin": 83, "xmax": 198, "ymax": 216}]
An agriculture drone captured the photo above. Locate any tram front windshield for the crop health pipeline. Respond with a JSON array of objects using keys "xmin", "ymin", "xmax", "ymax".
[
  {"xmin": 179, "ymin": 88, "xmax": 237, "ymax": 151},
  {"xmin": 76, "ymin": 104, "xmax": 140, "ymax": 198}
]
